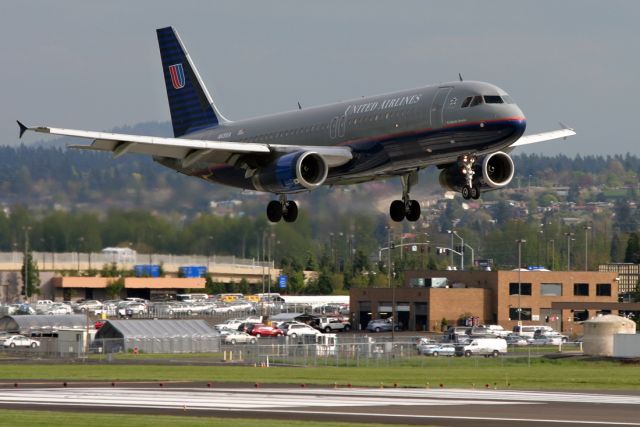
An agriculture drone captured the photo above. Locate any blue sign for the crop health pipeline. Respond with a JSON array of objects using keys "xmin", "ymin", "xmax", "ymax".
[{"xmin": 278, "ymin": 275, "xmax": 287, "ymax": 289}]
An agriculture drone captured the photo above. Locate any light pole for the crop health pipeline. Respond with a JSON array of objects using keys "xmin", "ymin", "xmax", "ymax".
[
  {"xmin": 464, "ymin": 243, "xmax": 474, "ymax": 269},
  {"xmin": 386, "ymin": 226, "xmax": 392, "ymax": 288},
  {"xmin": 23, "ymin": 226, "xmax": 32, "ymax": 300},
  {"xmin": 447, "ymin": 230, "xmax": 454, "ymax": 268},
  {"xmin": 583, "ymin": 225, "xmax": 591, "ymax": 271},
  {"xmin": 516, "ymin": 239, "xmax": 526, "ymax": 323},
  {"xmin": 448, "ymin": 230, "xmax": 464, "ymax": 270},
  {"xmin": 564, "ymin": 232, "xmax": 575, "ymax": 271}
]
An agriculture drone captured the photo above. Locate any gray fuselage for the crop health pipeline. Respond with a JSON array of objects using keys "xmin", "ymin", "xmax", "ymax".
[{"xmin": 155, "ymin": 80, "xmax": 526, "ymax": 192}]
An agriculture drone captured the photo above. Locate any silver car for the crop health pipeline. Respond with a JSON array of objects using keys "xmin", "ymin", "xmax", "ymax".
[{"xmin": 224, "ymin": 331, "xmax": 257, "ymax": 345}]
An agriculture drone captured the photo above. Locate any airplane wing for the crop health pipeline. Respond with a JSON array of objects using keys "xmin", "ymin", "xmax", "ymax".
[
  {"xmin": 509, "ymin": 123, "xmax": 576, "ymax": 148},
  {"xmin": 17, "ymin": 121, "xmax": 353, "ymax": 168}
]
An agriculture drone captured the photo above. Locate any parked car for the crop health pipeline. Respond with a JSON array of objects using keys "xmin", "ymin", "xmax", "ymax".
[
  {"xmin": 312, "ymin": 317, "xmax": 352, "ymax": 333},
  {"xmin": 94, "ymin": 320, "xmax": 107, "ymax": 329},
  {"xmin": 42, "ymin": 303, "xmax": 73, "ymax": 315},
  {"xmin": 505, "ymin": 334, "xmax": 529, "ymax": 346},
  {"xmin": 421, "ymin": 344, "xmax": 456, "ymax": 357},
  {"xmin": 3, "ymin": 335, "xmax": 40, "ymax": 348},
  {"xmin": 286, "ymin": 323, "xmax": 321, "ymax": 338},
  {"xmin": 415, "ymin": 337, "xmax": 438, "ymax": 354},
  {"xmin": 366, "ymin": 319, "xmax": 398, "ymax": 333},
  {"xmin": 249, "ymin": 324, "xmax": 284, "ymax": 338},
  {"xmin": 224, "ymin": 331, "xmax": 258, "ymax": 345},
  {"xmin": 75, "ymin": 300, "xmax": 103, "ymax": 313}
]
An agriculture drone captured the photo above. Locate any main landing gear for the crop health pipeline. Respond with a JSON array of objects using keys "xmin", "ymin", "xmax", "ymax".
[
  {"xmin": 267, "ymin": 194, "xmax": 298, "ymax": 223},
  {"xmin": 389, "ymin": 172, "xmax": 421, "ymax": 222},
  {"xmin": 459, "ymin": 154, "xmax": 480, "ymax": 200}
]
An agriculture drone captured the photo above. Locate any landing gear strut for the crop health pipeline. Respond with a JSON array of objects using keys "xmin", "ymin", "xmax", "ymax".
[
  {"xmin": 267, "ymin": 194, "xmax": 298, "ymax": 223},
  {"xmin": 459, "ymin": 154, "xmax": 480, "ymax": 200},
  {"xmin": 389, "ymin": 171, "xmax": 421, "ymax": 222}
]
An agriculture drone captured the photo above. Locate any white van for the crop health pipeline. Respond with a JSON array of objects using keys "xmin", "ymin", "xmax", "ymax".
[
  {"xmin": 455, "ymin": 338, "xmax": 507, "ymax": 357},
  {"xmin": 512, "ymin": 325, "xmax": 554, "ymax": 338}
]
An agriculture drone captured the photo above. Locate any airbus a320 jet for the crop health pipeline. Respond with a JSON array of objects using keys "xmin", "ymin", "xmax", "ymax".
[{"xmin": 18, "ymin": 27, "xmax": 575, "ymax": 223}]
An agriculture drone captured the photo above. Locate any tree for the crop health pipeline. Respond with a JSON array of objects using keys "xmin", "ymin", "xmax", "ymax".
[
  {"xmin": 20, "ymin": 252, "xmax": 40, "ymax": 298},
  {"xmin": 610, "ymin": 233, "xmax": 621, "ymax": 263},
  {"xmin": 624, "ymin": 232, "xmax": 640, "ymax": 263},
  {"xmin": 106, "ymin": 277, "xmax": 124, "ymax": 299},
  {"xmin": 316, "ymin": 271, "xmax": 333, "ymax": 295}
]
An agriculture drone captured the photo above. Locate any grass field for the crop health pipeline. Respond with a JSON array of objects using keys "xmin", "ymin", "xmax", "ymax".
[{"xmin": 1, "ymin": 357, "xmax": 638, "ymax": 390}]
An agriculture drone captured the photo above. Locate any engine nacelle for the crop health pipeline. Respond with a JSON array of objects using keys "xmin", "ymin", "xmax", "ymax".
[
  {"xmin": 253, "ymin": 151, "xmax": 328, "ymax": 193},
  {"xmin": 439, "ymin": 151, "xmax": 515, "ymax": 193}
]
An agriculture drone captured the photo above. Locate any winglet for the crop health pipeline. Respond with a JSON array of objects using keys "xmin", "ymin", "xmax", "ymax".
[
  {"xmin": 559, "ymin": 121, "xmax": 573, "ymax": 131},
  {"xmin": 17, "ymin": 120, "xmax": 28, "ymax": 139}
]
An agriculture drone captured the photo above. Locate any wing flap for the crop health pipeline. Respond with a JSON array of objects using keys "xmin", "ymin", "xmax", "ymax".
[{"xmin": 19, "ymin": 123, "xmax": 353, "ymax": 168}]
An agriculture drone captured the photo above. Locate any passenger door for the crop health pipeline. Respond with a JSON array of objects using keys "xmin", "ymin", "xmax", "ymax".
[{"xmin": 430, "ymin": 87, "xmax": 453, "ymax": 128}]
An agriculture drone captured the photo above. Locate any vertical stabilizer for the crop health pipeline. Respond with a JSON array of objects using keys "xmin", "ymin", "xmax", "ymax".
[{"xmin": 156, "ymin": 27, "xmax": 229, "ymax": 137}]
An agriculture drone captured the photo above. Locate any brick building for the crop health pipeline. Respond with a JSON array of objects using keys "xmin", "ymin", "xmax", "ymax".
[{"xmin": 350, "ymin": 270, "xmax": 621, "ymax": 335}]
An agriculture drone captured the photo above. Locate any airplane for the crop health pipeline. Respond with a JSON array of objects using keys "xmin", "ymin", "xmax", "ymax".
[{"xmin": 18, "ymin": 26, "xmax": 575, "ymax": 223}]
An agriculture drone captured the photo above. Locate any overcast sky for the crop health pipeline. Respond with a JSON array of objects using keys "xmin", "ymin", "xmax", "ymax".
[{"xmin": 2, "ymin": 1, "xmax": 639, "ymax": 156}]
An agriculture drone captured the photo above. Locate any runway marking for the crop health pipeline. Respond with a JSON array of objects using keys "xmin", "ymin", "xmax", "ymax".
[
  {"xmin": 0, "ymin": 388, "xmax": 530, "ymax": 410},
  {"xmin": 1, "ymin": 387, "xmax": 639, "ymax": 425}
]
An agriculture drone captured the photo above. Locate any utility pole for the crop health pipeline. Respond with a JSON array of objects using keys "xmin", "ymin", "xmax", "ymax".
[
  {"xmin": 23, "ymin": 226, "xmax": 31, "ymax": 300},
  {"xmin": 564, "ymin": 232, "xmax": 575, "ymax": 271},
  {"xmin": 516, "ymin": 239, "xmax": 526, "ymax": 323},
  {"xmin": 584, "ymin": 225, "xmax": 591, "ymax": 271}
]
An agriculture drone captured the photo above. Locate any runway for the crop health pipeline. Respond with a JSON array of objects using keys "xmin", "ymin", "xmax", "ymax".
[{"xmin": 0, "ymin": 384, "xmax": 639, "ymax": 426}]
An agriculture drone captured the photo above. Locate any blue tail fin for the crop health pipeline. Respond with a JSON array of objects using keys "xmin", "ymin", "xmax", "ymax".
[{"xmin": 156, "ymin": 27, "xmax": 228, "ymax": 137}]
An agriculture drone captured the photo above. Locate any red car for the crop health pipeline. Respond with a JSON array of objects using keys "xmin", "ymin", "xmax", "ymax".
[
  {"xmin": 249, "ymin": 324, "xmax": 284, "ymax": 338},
  {"xmin": 94, "ymin": 320, "xmax": 107, "ymax": 329}
]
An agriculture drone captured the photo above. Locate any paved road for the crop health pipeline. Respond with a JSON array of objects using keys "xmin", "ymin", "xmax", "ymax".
[{"xmin": 0, "ymin": 384, "xmax": 639, "ymax": 426}]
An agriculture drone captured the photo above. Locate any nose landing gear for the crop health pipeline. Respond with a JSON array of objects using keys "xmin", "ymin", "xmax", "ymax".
[
  {"xmin": 459, "ymin": 154, "xmax": 480, "ymax": 200},
  {"xmin": 267, "ymin": 194, "xmax": 298, "ymax": 223},
  {"xmin": 389, "ymin": 172, "xmax": 421, "ymax": 222}
]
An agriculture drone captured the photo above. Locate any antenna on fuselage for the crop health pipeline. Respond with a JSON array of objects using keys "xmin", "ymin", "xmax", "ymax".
[
  {"xmin": 458, "ymin": 73, "xmax": 464, "ymax": 82},
  {"xmin": 297, "ymin": 101, "xmax": 302, "ymax": 110}
]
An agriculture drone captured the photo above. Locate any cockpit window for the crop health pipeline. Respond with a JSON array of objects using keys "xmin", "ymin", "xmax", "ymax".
[
  {"xmin": 469, "ymin": 95, "xmax": 483, "ymax": 107},
  {"xmin": 483, "ymin": 95, "xmax": 504, "ymax": 104},
  {"xmin": 461, "ymin": 97, "xmax": 472, "ymax": 108}
]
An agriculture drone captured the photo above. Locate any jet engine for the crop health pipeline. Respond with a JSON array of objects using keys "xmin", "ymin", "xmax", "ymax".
[
  {"xmin": 438, "ymin": 151, "xmax": 515, "ymax": 193},
  {"xmin": 253, "ymin": 151, "xmax": 329, "ymax": 193}
]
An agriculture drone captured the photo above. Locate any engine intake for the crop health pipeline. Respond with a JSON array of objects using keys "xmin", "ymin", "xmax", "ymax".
[{"xmin": 253, "ymin": 151, "xmax": 328, "ymax": 193}]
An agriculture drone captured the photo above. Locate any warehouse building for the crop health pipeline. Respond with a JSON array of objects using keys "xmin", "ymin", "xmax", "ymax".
[{"xmin": 93, "ymin": 319, "xmax": 220, "ymax": 354}]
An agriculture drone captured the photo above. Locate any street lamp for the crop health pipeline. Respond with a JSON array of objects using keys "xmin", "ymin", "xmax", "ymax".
[
  {"xmin": 446, "ymin": 230, "xmax": 454, "ymax": 268},
  {"xmin": 564, "ymin": 232, "xmax": 575, "ymax": 271},
  {"xmin": 516, "ymin": 239, "xmax": 526, "ymax": 323},
  {"xmin": 583, "ymin": 225, "xmax": 592, "ymax": 271},
  {"xmin": 23, "ymin": 226, "xmax": 32, "ymax": 300},
  {"xmin": 448, "ymin": 230, "xmax": 464, "ymax": 270},
  {"xmin": 386, "ymin": 226, "xmax": 392, "ymax": 288}
]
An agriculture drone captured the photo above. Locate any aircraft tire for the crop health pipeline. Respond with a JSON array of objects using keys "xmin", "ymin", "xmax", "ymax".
[
  {"xmin": 406, "ymin": 200, "xmax": 421, "ymax": 221},
  {"xmin": 283, "ymin": 201, "xmax": 298, "ymax": 222},
  {"xmin": 470, "ymin": 187, "xmax": 480, "ymax": 199},
  {"xmin": 389, "ymin": 200, "xmax": 405, "ymax": 222},
  {"xmin": 267, "ymin": 201, "xmax": 283, "ymax": 222},
  {"xmin": 461, "ymin": 185, "xmax": 472, "ymax": 200}
]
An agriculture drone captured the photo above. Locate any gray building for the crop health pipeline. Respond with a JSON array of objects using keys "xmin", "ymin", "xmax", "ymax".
[{"xmin": 94, "ymin": 319, "xmax": 220, "ymax": 354}]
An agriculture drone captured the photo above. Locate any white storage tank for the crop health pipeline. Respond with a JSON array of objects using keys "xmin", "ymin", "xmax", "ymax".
[{"xmin": 583, "ymin": 315, "xmax": 636, "ymax": 357}]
